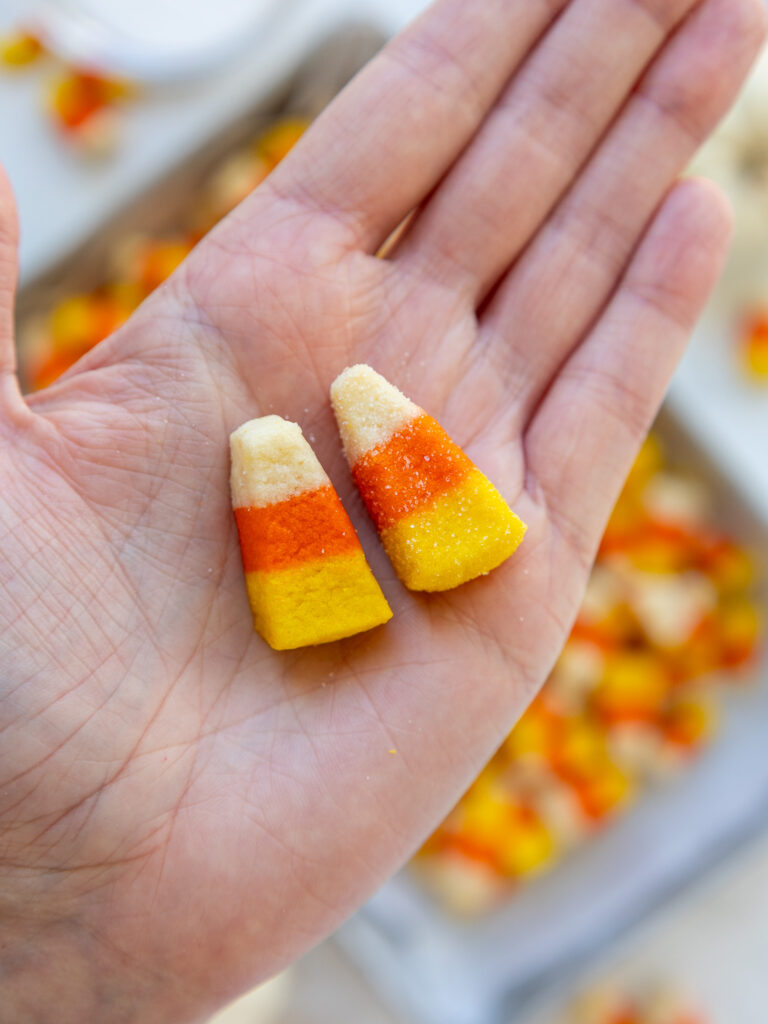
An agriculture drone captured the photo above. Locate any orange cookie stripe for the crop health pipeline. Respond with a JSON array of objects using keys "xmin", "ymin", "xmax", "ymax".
[
  {"xmin": 234, "ymin": 485, "xmax": 359, "ymax": 573},
  {"xmin": 351, "ymin": 414, "xmax": 473, "ymax": 530}
]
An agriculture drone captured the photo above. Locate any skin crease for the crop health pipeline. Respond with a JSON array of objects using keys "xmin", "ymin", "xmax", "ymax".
[{"xmin": 0, "ymin": 0, "xmax": 765, "ymax": 1019}]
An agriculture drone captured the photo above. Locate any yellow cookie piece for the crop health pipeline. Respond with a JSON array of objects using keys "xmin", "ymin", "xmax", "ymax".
[
  {"xmin": 382, "ymin": 469, "xmax": 527, "ymax": 592},
  {"xmin": 245, "ymin": 551, "xmax": 393, "ymax": 651}
]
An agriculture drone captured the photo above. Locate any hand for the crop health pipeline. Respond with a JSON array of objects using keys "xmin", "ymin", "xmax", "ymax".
[{"xmin": 1, "ymin": 0, "xmax": 764, "ymax": 1019}]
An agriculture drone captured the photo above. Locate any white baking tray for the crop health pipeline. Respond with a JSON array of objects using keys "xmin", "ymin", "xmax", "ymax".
[
  {"xmin": 1, "ymin": 0, "xmax": 428, "ymax": 286},
  {"xmin": 14, "ymin": 22, "xmax": 389, "ymax": 369},
  {"xmin": 337, "ymin": 408, "xmax": 768, "ymax": 1024}
]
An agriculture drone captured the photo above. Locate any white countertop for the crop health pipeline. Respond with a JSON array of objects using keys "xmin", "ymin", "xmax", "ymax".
[{"xmin": 520, "ymin": 828, "xmax": 768, "ymax": 1024}]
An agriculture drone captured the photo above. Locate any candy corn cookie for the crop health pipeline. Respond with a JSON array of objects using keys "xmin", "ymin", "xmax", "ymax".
[
  {"xmin": 331, "ymin": 366, "xmax": 527, "ymax": 592},
  {"xmin": 230, "ymin": 417, "xmax": 392, "ymax": 650}
]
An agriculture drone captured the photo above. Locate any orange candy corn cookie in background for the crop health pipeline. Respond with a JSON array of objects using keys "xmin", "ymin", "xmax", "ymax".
[
  {"xmin": 331, "ymin": 365, "xmax": 527, "ymax": 592},
  {"xmin": 741, "ymin": 312, "xmax": 768, "ymax": 381},
  {"xmin": 571, "ymin": 984, "xmax": 708, "ymax": 1024},
  {"xmin": 230, "ymin": 417, "xmax": 392, "ymax": 650}
]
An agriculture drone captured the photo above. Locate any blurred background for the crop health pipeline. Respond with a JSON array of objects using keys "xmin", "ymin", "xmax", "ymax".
[{"xmin": 1, "ymin": 1, "xmax": 768, "ymax": 1022}]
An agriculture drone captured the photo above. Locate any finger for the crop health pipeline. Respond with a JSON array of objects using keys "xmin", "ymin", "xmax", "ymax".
[
  {"xmin": 0, "ymin": 167, "xmax": 22, "ymax": 415},
  {"xmin": 259, "ymin": 0, "xmax": 569, "ymax": 249},
  {"xmin": 525, "ymin": 178, "xmax": 732, "ymax": 567},
  {"xmin": 479, "ymin": 0, "xmax": 766, "ymax": 428},
  {"xmin": 394, "ymin": 0, "xmax": 702, "ymax": 300}
]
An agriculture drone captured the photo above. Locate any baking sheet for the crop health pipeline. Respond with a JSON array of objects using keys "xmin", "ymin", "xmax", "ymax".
[
  {"xmin": 15, "ymin": 23, "xmax": 386, "ymax": 390},
  {"xmin": 337, "ymin": 409, "xmax": 768, "ymax": 1024}
]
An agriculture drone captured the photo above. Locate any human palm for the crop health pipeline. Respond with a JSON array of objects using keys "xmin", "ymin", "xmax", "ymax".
[{"xmin": 1, "ymin": 0, "xmax": 764, "ymax": 1020}]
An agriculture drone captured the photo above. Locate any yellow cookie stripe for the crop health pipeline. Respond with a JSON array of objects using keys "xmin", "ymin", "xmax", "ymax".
[
  {"xmin": 380, "ymin": 469, "xmax": 527, "ymax": 592},
  {"xmin": 245, "ymin": 550, "xmax": 393, "ymax": 651}
]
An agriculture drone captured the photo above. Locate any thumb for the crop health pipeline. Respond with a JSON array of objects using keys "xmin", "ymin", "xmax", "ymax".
[{"xmin": 0, "ymin": 166, "xmax": 22, "ymax": 412}]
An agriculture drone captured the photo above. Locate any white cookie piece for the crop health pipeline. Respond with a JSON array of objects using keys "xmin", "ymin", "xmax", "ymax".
[
  {"xmin": 330, "ymin": 364, "xmax": 420, "ymax": 465},
  {"xmin": 230, "ymin": 416, "xmax": 329, "ymax": 509}
]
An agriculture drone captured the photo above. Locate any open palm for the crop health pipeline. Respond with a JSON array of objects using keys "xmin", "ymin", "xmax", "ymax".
[{"xmin": 1, "ymin": 0, "xmax": 764, "ymax": 1020}]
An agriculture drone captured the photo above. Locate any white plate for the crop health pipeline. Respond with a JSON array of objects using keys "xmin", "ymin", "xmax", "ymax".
[{"xmin": 30, "ymin": 0, "xmax": 285, "ymax": 81}]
